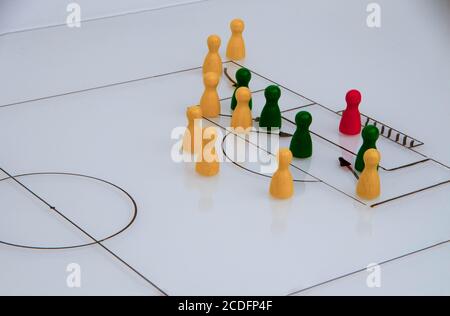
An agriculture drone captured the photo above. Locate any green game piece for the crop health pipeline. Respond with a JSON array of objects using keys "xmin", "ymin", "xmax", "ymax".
[
  {"xmin": 231, "ymin": 68, "xmax": 252, "ymax": 111},
  {"xmin": 355, "ymin": 125, "xmax": 380, "ymax": 172},
  {"xmin": 259, "ymin": 85, "xmax": 282, "ymax": 130},
  {"xmin": 289, "ymin": 111, "xmax": 313, "ymax": 158}
]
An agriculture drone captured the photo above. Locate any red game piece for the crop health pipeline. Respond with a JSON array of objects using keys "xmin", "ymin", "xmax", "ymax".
[{"xmin": 339, "ymin": 89, "xmax": 362, "ymax": 135}]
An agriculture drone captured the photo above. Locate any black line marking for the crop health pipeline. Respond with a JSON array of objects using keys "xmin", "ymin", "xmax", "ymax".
[
  {"xmin": 205, "ymin": 117, "xmax": 365, "ymax": 205},
  {"xmin": 221, "ymin": 132, "xmax": 319, "ymax": 183},
  {"xmin": 387, "ymin": 128, "xmax": 392, "ymax": 138},
  {"xmin": 224, "ymin": 67, "xmax": 237, "ymax": 86},
  {"xmin": 381, "ymin": 158, "xmax": 430, "ymax": 172},
  {"xmin": 282, "ymin": 116, "xmax": 357, "ymax": 157},
  {"xmin": 280, "ymin": 102, "xmax": 316, "ymax": 113},
  {"xmin": 0, "ymin": 63, "xmax": 229, "ymax": 109},
  {"xmin": 287, "ymin": 239, "xmax": 450, "ymax": 296},
  {"xmin": 370, "ymin": 180, "xmax": 450, "ymax": 208},
  {"xmin": 0, "ymin": 167, "xmax": 168, "ymax": 296},
  {"xmin": 0, "ymin": 172, "xmax": 137, "ymax": 250},
  {"xmin": 0, "ymin": 0, "xmax": 210, "ymax": 38}
]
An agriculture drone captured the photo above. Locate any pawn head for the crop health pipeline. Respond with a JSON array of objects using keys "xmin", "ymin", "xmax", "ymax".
[
  {"xmin": 203, "ymin": 72, "xmax": 219, "ymax": 87},
  {"xmin": 278, "ymin": 148, "xmax": 293, "ymax": 168},
  {"xmin": 295, "ymin": 111, "xmax": 312, "ymax": 129},
  {"xmin": 363, "ymin": 148, "xmax": 381, "ymax": 167},
  {"xmin": 230, "ymin": 19, "xmax": 245, "ymax": 33},
  {"xmin": 207, "ymin": 35, "xmax": 221, "ymax": 52},
  {"xmin": 345, "ymin": 89, "xmax": 362, "ymax": 108},
  {"xmin": 187, "ymin": 105, "xmax": 202, "ymax": 120},
  {"xmin": 236, "ymin": 87, "xmax": 251, "ymax": 104},
  {"xmin": 361, "ymin": 125, "xmax": 379, "ymax": 142},
  {"xmin": 265, "ymin": 85, "xmax": 281, "ymax": 103},
  {"xmin": 235, "ymin": 68, "xmax": 251, "ymax": 86}
]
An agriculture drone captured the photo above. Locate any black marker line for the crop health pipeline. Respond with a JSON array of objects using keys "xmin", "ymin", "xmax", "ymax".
[
  {"xmin": 0, "ymin": 166, "xmax": 168, "ymax": 296},
  {"xmin": 220, "ymin": 132, "xmax": 320, "ymax": 183},
  {"xmin": 235, "ymin": 60, "xmax": 429, "ymax": 156},
  {"xmin": 224, "ymin": 67, "xmax": 237, "ymax": 86},
  {"xmin": 280, "ymin": 102, "xmax": 316, "ymax": 113},
  {"xmin": 370, "ymin": 180, "xmax": 450, "ymax": 208},
  {"xmin": 204, "ymin": 117, "xmax": 366, "ymax": 205},
  {"xmin": 0, "ymin": 0, "xmax": 210, "ymax": 38},
  {"xmin": 0, "ymin": 63, "xmax": 229, "ymax": 109},
  {"xmin": 287, "ymin": 239, "xmax": 450, "ymax": 296}
]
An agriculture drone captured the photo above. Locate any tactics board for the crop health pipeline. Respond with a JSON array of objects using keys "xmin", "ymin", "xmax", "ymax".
[
  {"xmin": 1, "ymin": 1, "xmax": 449, "ymax": 296},
  {"xmin": 0, "ymin": 59, "xmax": 449, "ymax": 295}
]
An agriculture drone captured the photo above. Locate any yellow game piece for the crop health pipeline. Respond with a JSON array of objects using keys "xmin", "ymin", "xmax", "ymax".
[
  {"xmin": 231, "ymin": 87, "xmax": 253, "ymax": 132},
  {"xmin": 226, "ymin": 19, "xmax": 246, "ymax": 61},
  {"xmin": 182, "ymin": 106, "xmax": 203, "ymax": 154},
  {"xmin": 200, "ymin": 72, "xmax": 221, "ymax": 118},
  {"xmin": 202, "ymin": 35, "xmax": 223, "ymax": 78},
  {"xmin": 270, "ymin": 148, "xmax": 294, "ymax": 199},
  {"xmin": 196, "ymin": 127, "xmax": 220, "ymax": 177},
  {"xmin": 356, "ymin": 148, "xmax": 381, "ymax": 200}
]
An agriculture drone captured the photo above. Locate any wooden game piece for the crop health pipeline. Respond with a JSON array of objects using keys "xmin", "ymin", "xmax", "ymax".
[
  {"xmin": 355, "ymin": 125, "xmax": 379, "ymax": 172},
  {"xmin": 289, "ymin": 111, "xmax": 313, "ymax": 158},
  {"xmin": 202, "ymin": 35, "xmax": 223, "ymax": 78},
  {"xmin": 226, "ymin": 19, "xmax": 246, "ymax": 61},
  {"xmin": 196, "ymin": 127, "xmax": 220, "ymax": 177},
  {"xmin": 182, "ymin": 106, "xmax": 203, "ymax": 154},
  {"xmin": 259, "ymin": 85, "xmax": 282, "ymax": 130},
  {"xmin": 356, "ymin": 148, "xmax": 381, "ymax": 200},
  {"xmin": 231, "ymin": 68, "xmax": 252, "ymax": 110},
  {"xmin": 339, "ymin": 89, "xmax": 362, "ymax": 135},
  {"xmin": 231, "ymin": 87, "xmax": 253, "ymax": 132},
  {"xmin": 270, "ymin": 148, "xmax": 294, "ymax": 199},
  {"xmin": 200, "ymin": 72, "xmax": 221, "ymax": 118}
]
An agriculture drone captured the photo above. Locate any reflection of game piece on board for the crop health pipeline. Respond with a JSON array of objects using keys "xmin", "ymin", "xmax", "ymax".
[
  {"xmin": 339, "ymin": 89, "xmax": 362, "ymax": 135},
  {"xmin": 231, "ymin": 68, "xmax": 252, "ymax": 110},
  {"xmin": 289, "ymin": 111, "xmax": 313, "ymax": 158},
  {"xmin": 270, "ymin": 148, "xmax": 294, "ymax": 199},
  {"xmin": 200, "ymin": 72, "xmax": 221, "ymax": 118},
  {"xmin": 183, "ymin": 106, "xmax": 203, "ymax": 154},
  {"xmin": 196, "ymin": 127, "xmax": 220, "ymax": 177},
  {"xmin": 202, "ymin": 35, "xmax": 223, "ymax": 78},
  {"xmin": 259, "ymin": 85, "xmax": 282, "ymax": 130},
  {"xmin": 226, "ymin": 19, "xmax": 246, "ymax": 61},
  {"xmin": 356, "ymin": 149, "xmax": 381, "ymax": 200},
  {"xmin": 231, "ymin": 87, "xmax": 253, "ymax": 132},
  {"xmin": 355, "ymin": 125, "xmax": 380, "ymax": 172}
]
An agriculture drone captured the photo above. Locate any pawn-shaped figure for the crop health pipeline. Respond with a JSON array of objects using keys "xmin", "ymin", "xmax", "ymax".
[
  {"xmin": 356, "ymin": 149, "xmax": 381, "ymax": 200},
  {"xmin": 231, "ymin": 68, "xmax": 252, "ymax": 111},
  {"xmin": 289, "ymin": 111, "xmax": 313, "ymax": 158},
  {"xmin": 226, "ymin": 19, "xmax": 246, "ymax": 61},
  {"xmin": 259, "ymin": 85, "xmax": 282, "ymax": 130},
  {"xmin": 182, "ymin": 105, "xmax": 203, "ymax": 154},
  {"xmin": 202, "ymin": 35, "xmax": 223, "ymax": 78},
  {"xmin": 196, "ymin": 127, "xmax": 220, "ymax": 177},
  {"xmin": 231, "ymin": 87, "xmax": 253, "ymax": 132},
  {"xmin": 339, "ymin": 89, "xmax": 362, "ymax": 135},
  {"xmin": 270, "ymin": 148, "xmax": 294, "ymax": 199},
  {"xmin": 355, "ymin": 125, "xmax": 379, "ymax": 172},
  {"xmin": 200, "ymin": 72, "xmax": 221, "ymax": 118}
]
